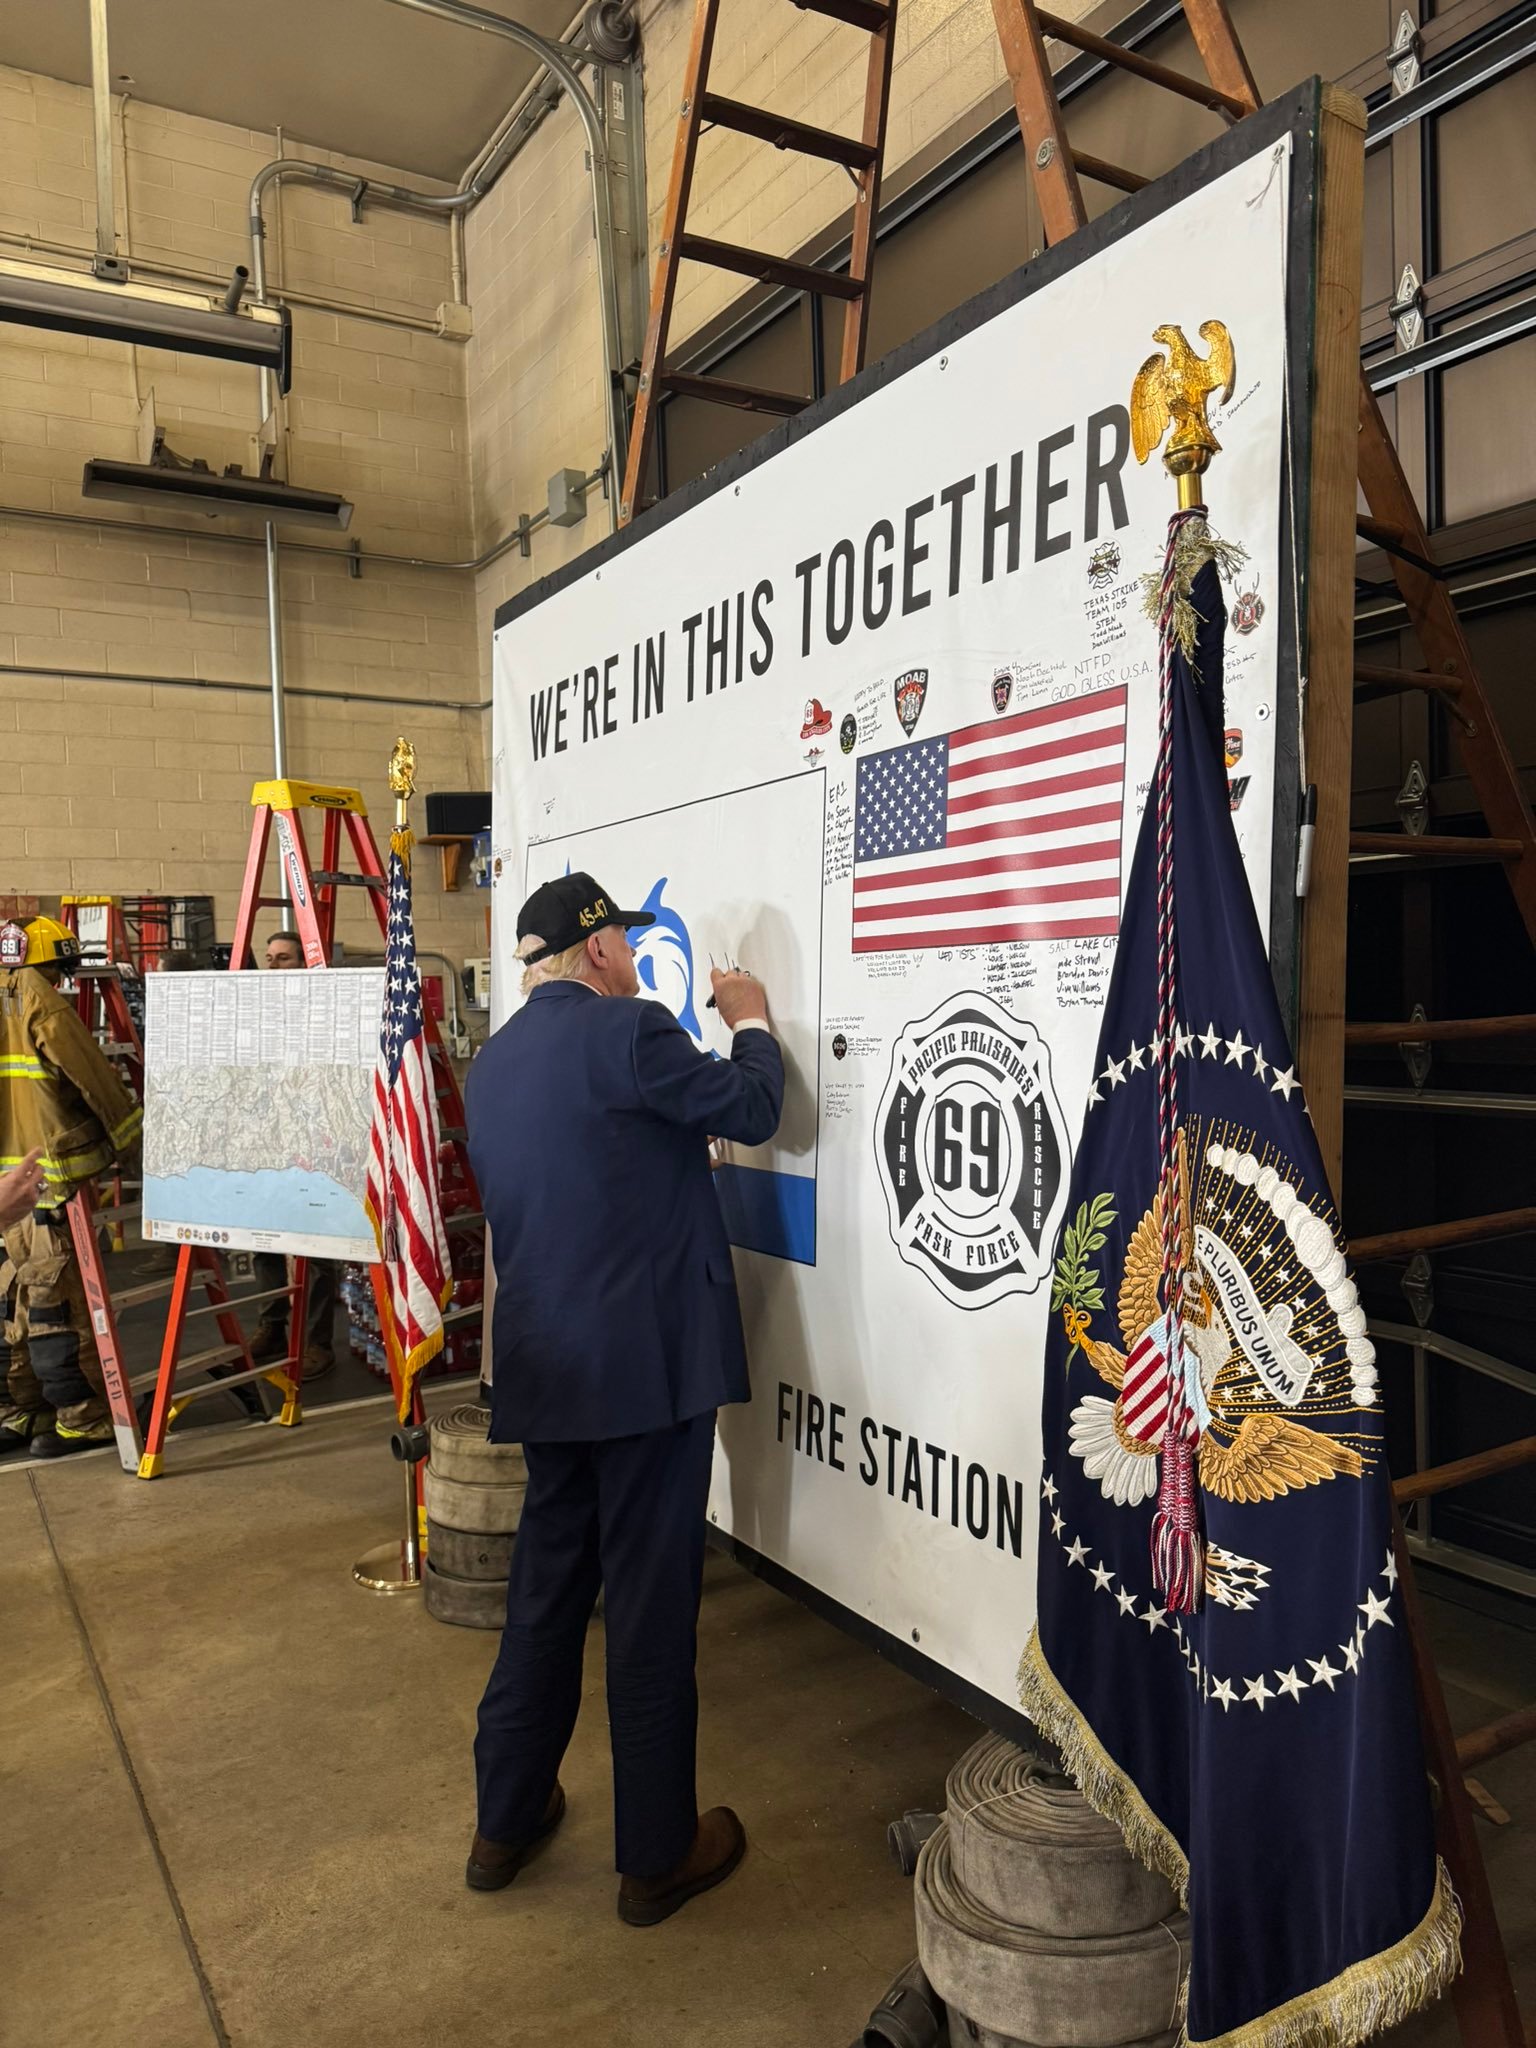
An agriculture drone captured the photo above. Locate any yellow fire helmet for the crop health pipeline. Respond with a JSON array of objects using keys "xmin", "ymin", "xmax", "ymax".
[{"xmin": 21, "ymin": 916, "xmax": 83, "ymax": 971}]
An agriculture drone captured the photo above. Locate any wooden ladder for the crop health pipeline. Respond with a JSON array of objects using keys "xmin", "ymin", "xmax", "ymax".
[
  {"xmin": 618, "ymin": 0, "xmax": 899, "ymax": 526},
  {"xmin": 971, "ymin": 5, "xmax": 1536, "ymax": 2042}
]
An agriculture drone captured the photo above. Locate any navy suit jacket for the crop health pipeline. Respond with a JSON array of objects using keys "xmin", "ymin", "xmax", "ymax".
[{"xmin": 465, "ymin": 981, "xmax": 785, "ymax": 1443}]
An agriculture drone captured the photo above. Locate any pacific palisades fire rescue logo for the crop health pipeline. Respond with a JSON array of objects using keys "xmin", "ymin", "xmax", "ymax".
[{"xmin": 874, "ymin": 990, "xmax": 1069, "ymax": 1310}]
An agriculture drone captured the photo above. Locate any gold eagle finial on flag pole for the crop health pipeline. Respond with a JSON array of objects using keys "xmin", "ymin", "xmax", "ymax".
[
  {"xmin": 1130, "ymin": 321, "xmax": 1235, "ymax": 509},
  {"xmin": 387, "ymin": 734, "xmax": 417, "ymax": 825}
]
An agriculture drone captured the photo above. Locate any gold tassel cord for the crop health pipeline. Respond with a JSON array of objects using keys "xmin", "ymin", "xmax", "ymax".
[
  {"xmin": 1138, "ymin": 518, "xmax": 1249, "ymax": 663},
  {"xmin": 1017, "ymin": 1629, "xmax": 1464, "ymax": 2048}
]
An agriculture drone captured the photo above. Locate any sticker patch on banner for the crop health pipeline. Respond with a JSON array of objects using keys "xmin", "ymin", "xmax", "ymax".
[
  {"xmin": 874, "ymin": 990, "xmax": 1069, "ymax": 1309},
  {"xmin": 1086, "ymin": 541, "xmax": 1121, "ymax": 588},
  {"xmin": 893, "ymin": 668, "xmax": 928, "ymax": 737}
]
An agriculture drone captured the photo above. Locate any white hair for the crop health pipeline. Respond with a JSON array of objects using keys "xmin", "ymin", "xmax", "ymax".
[{"xmin": 517, "ymin": 932, "xmax": 591, "ymax": 997}]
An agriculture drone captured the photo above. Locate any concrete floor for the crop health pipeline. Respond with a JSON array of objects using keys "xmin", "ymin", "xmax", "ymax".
[{"xmin": 3, "ymin": 1389, "xmax": 1533, "ymax": 2048}]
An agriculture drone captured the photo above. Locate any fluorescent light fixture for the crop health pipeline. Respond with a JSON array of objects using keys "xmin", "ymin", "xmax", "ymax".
[
  {"xmin": 0, "ymin": 258, "xmax": 292, "ymax": 393},
  {"xmin": 81, "ymin": 458, "xmax": 353, "ymax": 530}
]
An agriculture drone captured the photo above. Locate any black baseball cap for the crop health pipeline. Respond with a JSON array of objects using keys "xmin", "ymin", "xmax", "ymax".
[{"xmin": 516, "ymin": 871, "xmax": 655, "ymax": 964}]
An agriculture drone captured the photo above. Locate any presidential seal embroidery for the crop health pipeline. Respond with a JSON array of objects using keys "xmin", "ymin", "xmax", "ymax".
[
  {"xmin": 1053, "ymin": 1117, "xmax": 1372, "ymax": 1556},
  {"xmin": 875, "ymin": 990, "xmax": 1068, "ymax": 1310}
]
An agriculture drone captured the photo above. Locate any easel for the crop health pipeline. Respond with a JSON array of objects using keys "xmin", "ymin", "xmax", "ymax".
[
  {"xmin": 627, "ymin": 4, "xmax": 1532, "ymax": 2039},
  {"xmin": 136, "ymin": 779, "xmax": 480, "ymax": 1533}
]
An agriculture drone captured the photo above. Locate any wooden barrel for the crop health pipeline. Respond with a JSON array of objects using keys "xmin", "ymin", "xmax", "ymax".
[
  {"xmin": 945, "ymin": 1734, "xmax": 1177, "ymax": 1938},
  {"xmin": 915, "ymin": 1823, "xmax": 1189, "ymax": 2048},
  {"xmin": 421, "ymin": 1404, "xmax": 524, "ymax": 1629}
]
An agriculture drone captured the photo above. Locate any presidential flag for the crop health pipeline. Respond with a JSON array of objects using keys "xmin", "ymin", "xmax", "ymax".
[
  {"xmin": 1021, "ymin": 532, "xmax": 1458, "ymax": 2047},
  {"xmin": 852, "ymin": 685, "xmax": 1127, "ymax": 952},
  {"xmin": 365, "ymin": 830, "xmax": 452, "ymax": 1421}
]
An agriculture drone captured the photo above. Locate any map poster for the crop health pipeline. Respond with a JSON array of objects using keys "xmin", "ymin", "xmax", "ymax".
[
  {"xmin": 490, "ymin": 97, "xmax": 1316, "ymax": 1725},
  {"xmin": 142, "ymin": 969, "xmax": 385, "ymax": 1263}
]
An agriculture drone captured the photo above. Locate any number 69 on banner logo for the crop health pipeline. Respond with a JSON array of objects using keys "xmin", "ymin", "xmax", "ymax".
[{"xmin": 874, "ymin": 990, "xmax": 1070, "ymax": 1311}]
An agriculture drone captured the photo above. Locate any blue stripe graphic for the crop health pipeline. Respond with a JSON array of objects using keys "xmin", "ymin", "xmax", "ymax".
[{"xmin": 713, "ymin": 1164, "xmax": 816, "ymax": 1266}]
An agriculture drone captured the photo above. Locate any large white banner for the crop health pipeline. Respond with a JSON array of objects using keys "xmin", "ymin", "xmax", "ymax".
[{"xmin": 492, "ymin": 124, "xmax": 1308, "ymax": 1718}]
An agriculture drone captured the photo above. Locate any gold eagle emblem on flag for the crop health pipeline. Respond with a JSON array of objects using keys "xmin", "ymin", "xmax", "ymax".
[{"xmin": 1054, "ymin": 1121, "xmax": 1370, "ymax": 1515}]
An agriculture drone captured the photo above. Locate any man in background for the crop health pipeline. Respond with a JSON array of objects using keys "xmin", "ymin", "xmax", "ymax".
[
  {"xmin": 0, "ymin": 918, "xmax": 143, "ymax": 1457},
  {"xmin": 251, "ymin": 928, "xmax": 337, "ymax": 1377},
  {"xmin": 465, "ymin": 872, "xmax": 783, "ymax": 1927}
]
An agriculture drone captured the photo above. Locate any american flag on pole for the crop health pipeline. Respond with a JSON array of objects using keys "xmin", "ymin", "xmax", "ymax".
[
  {"xmin": 366, "ymin": 832, "xmax": 452, "ymax": 1420},
  {"xmin": 852, "ymin": 684, "xmax": 1128, "ymax": 952}
]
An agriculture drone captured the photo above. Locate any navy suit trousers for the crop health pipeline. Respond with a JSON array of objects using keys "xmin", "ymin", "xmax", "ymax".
[{"xmin": 474, "ymin": 1411, "xmax": 717, "ymax": 1877}]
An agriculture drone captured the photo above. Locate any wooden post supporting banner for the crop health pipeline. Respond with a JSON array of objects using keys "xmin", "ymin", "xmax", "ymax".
[{"xmin": 1295, "ymin": 87, "xmax": 1367, "ymax": 1196}]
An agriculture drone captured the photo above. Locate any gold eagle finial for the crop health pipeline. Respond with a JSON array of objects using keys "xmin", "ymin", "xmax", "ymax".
[
  {"xmin": 387, "ymin": 735, "xmax": 417, "ymax": 799},
  {"xmin": 1130, "ymin": 321, "xmax": 1236, "ymax": 503}
]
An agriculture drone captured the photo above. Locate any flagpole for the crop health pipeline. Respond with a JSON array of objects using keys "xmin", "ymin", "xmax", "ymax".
[
  {"xmin": 1132, "ymin": 323, "xmax": 1233, "ymax": 1613},
  {"xmin": 353, "ymin": 736, "xmax": 428, "ymax": 1595}
]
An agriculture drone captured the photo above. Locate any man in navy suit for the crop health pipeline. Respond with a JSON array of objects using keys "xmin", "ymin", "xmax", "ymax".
[{"xmin": 463, "ymin": 870, "xmax": 783, "ymax": 1925}]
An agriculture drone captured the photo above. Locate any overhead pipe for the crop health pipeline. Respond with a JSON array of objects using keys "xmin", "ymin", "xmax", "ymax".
[
  {"xmin": 372, "ymin": 0, "xmax": 630, "ymax": 503},
  {"xmin": 240, "ymin": 4, "xmax": 631, "ymax": 779},
  {"xmin": 87, "ymin": 0, "xmax": 120, "ymax": 276},
  {"xmin": 0, "ymin": 450, "xmax": 609, "ymax": 573},
  {"xmin": 0, "ymin": 225, "xmax": 451, "ymax": 334}
]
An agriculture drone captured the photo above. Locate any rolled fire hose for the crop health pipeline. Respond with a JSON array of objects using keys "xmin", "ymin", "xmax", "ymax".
[
  {"xmin": 945, "ymin": 1734, "xmax": 1177, "ymax": 1939},
  {"xmin": 915, "ymin": 1822, "xmax": 1189, "ymax": 2048}
]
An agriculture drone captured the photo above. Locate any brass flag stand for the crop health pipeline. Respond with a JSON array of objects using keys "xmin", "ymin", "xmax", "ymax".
[{"xmin": 353, "ymin": 738, "xmax": 431, "ymax": 1595}]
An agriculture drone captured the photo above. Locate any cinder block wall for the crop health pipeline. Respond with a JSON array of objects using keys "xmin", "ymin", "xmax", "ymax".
[
  {"xmin": 0, "ymin": 64, "xmax": 486, "ymax": 968},
  {"xmin": 4, "ymin": 3, "xmax": 1059, "ymax": 960},
  {"xmin": 464, "ymin": 0, "xmax": 1058, "ymax": 657}
]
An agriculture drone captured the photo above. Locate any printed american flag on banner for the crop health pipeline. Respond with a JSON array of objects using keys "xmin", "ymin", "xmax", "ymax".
[
  {"xmin": 852, "ymin": 685, "xmax": 1128, "ymax": 952},
  {"xmin": 366, "ymin": 836, "xmax": 452, "ymax": 1419}
]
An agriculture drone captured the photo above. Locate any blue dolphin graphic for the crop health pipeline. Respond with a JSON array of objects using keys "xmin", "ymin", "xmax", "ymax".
[{"xmin": 632, "ymin": 875, "xmax": 704, "ymax": 1041}]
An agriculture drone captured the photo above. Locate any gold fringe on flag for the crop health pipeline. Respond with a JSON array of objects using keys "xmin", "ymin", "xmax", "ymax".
[
  {"xmin": 1138, "ymin": 516, "xmax": 1248, "ymax": 663},
  {"xmin": 1018, "ymin": 1628, "xmax": 1463, "ymax": 2048},
  {"xmin": 390, "ymin": 825, "xmax": 414, "ymax": 868}
]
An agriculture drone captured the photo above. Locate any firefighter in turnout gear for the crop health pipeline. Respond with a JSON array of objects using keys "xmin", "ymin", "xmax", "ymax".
[{"xmin": 0, "ymin": 918, "xmax": 143, "ymax": 1457}]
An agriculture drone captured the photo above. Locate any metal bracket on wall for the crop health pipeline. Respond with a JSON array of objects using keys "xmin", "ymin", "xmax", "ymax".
[
  {"xmin": 1389, "ymin": 262, "xmax": 1424, "ymax": 352},
  {"xmin": 1396, "ymin": 759, "xmax": 1430, "ymax": 835},
  {"xmin": 1390, "ymin": 11, "xmax": 1423, "ymax": 97},
  {"xmin": 1399, "ymin": 1002, "xmax": 1433, "ymax": 1091},
  {"xmin": 1402, "ymin": 1252, "xmax": 1434, "ymax": 1328},
  {"xmin": 593, "ymin": 47, "xmax": 652, "ymax": 416}
]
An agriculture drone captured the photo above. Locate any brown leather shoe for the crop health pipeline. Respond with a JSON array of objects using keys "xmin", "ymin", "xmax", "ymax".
[
  {"xmin": 617, "ymin": 1807, "xmax": 746, "ymax": 1926},
  {"xmin": 465, "ymin": 1783, "xmax": 566, "ymax": 1892}
]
